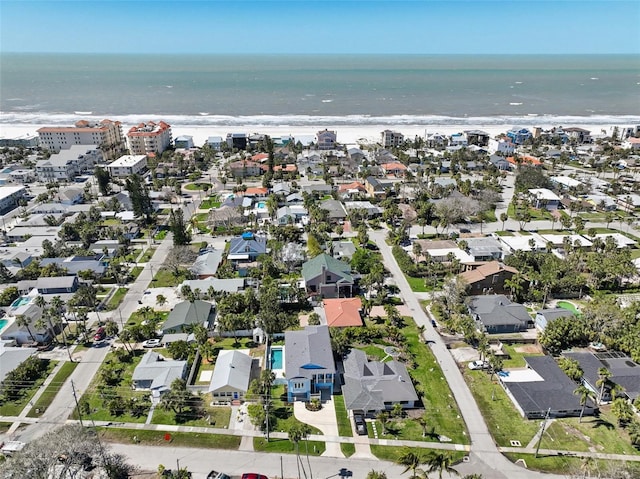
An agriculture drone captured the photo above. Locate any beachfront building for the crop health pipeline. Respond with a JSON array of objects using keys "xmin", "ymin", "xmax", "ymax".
[
  {"xmin": 126, "ymin": 121, "xmax": 172, "ymax": 155},
  {"xmin": 37, "ymin": 119, "xmax": 124, "ymax": 159},
  {"xmin": 506, "ymin": 127, "xmax": 533, "ymax": 145},
  {"xmin": 381, "ymin": 130, "xmax": 404, "ymax": 148},
  {"xmin": 35, "ymin": 145, "xmax": 103, "ymax": 182},
  {"xmin": 0, "ymin": 135, "xmax": 39, "ymax": 148},
  {"xmin": 174, "ymin": 135, "xmax": 194, "ymax": 149},
  {"xmin": 0, "ymin": 186, "xmax": 26, "ymax": 215},
  {"xmin": 488, "ymin": 137, "xmax": 515, "ymax": 155},
  {"xmin": 106, "ymin": 155, "xmax": 148, "ymax": 177},
  {"xmin": 226, "ymin": 133, "xmax": 248, "ymax": 150},
  {"xmin": 316, "ymin": 129, "xmax": 337, "ymax": 150}
]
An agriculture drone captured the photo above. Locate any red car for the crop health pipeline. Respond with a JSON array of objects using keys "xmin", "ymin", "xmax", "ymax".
[
  {"xmin": 241, "ymin": 474, "xmax": 268, "ymax": 479},
  {"xmin": 94, "ymin": 327, "xmax": 106, "ymax": 341}
]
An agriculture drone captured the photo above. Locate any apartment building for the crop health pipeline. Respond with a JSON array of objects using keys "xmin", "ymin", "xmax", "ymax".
[
  {"xmin": 0, "ymin": 186, "xmax": 26, "ymax": 215},
  {"xmin": 35, "ymin": 145, "xmax": 103, "ymax": 182},
  {"xmin": 106, "ymin": 155, "xmax": 148, "ymax": 177},
  {"xmin": 126, "ymin": 121, "xmax": 172, "ymax": 155},
  {"xmin": 37, "ymin": 120, "xmax": 124, "ymax": 159},
  {"xmin": 381, "ymin": 129, "xmax": 404, "ymax": 148}
]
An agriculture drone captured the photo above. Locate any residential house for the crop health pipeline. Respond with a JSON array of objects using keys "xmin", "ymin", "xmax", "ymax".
[
  {"xmin": 228, "ymin": 160, "xmax": 263, "ymax": 178},
  {"xmin": 39, "ymin": 258, "xmax": 105, "ymax": 278},
  {"xmin": 501, "ymin": 356, "xmax": 597, "ymax": 419},
  {"xmin": 463, "ymin": 237, "xmax": 504, "ymax": 262},
  {"xmin": 331, "ymin": 241, "xmax": 357, "ymax": 261},
  {"xmin": 35, "ymin": 276, "xmax": 79, "ymax": 294},
  {"xmin": 381, "ymin": 162, "xmax": 407, "ymax": 177},
  {"xmin": 506, "ymin": 127, "xmax": 532, "ymax": 145},
  {"xmin": 347, "ymin": 148, "xmax": 366, "ymax": 162},
  {"xmin": 425, "ymin": 133, "xmax": 447, "ymax": 148},
  {"xmin": 535, "ymin": 308, "xmax": 574, "ymax": 331},
  {"xmin": 127, "ymin": 121, "xmax": 172, "ymax": 155},
  {"xmin": 302, "ymin": 253, "xmax": 354, "ymax": 299},
  {"xmin": 489, "ymin": 155, "xmax": 511, "ymax": 170},
  {"xmin": 0, "ymin": 186, "xmax": 26, "ymax": 215},
  {"xmin": 319, "ymin": 199, "xmax": 348, "ymax": 223},
  {"xmin": 458, "ymin": 261, "xmax": 519, "ymax": 295},
  {"xmin": 106, "ymin": 155, "xmax": 147, "ymax": 177},
  {"xmin": 488, "ymin": 138, "xmax": 515, "ymax": 156},
  {"xmin": 322, "ymin": 297, "xmax": 363, "ymax": 328},
  {"xmin": 228, "ymin": 233, "xmax": 267, "ymax": 262},
  {"xmin": 622, "ymin": 137, "xmax": 640, "ymax": 150},
  {"xmin": 337, "ymin": 181, "xmax": 367, "ymax": 199},
  {"xmin": 179, "ymin": 278, "xmax": 246, "ymax": 295},
  {"xmin": 414, "ymin": 239, "xmax": 474, "ymax": 264},
  {"xmin": 0, "ymin": 341, "xmax": 38, "ymax": 382},
  {"xmin": 506, "ymin": 155, "xmax": 542, "ymax": 169},
  {"xmin": 208, "ymin": 205, "xmax": 245, "ymax": 228},
  {"xmin": 564, "ymin": 127, "xmax": 591, "ymax": 144},
  {"xmin": 174, "ymin": 135, "xmax": 194, "ymax": 149},
  {"xmin": 344, "ymin": 201, "xmax": 382, "ymax": 219},
  {"xmin": 316, "ymin": 130, "xmax": 337, "ymax": 150},
  {"xmin": 132, "ymin": 351, "xmax": 187, "ymax": 397},
  {"xmin": 467, "ymin": 295, "xmax": 530, "ymax": 334},
  {"xmin": 226, "ymin": 133, "xmax": 248, "ymax": 150},
  {"xmin": 464, "ymin": 130, "xmax": 490, "ymax": 147},
  {"xmin": 0, "ymin": 301, "xmax": 52, "ymax": 345},
  {"xmin": 206, "ymin": 136, "xmax": 223, "ymax": 150},
  {"xmin": 341, "ymin": 349, "xmax": 418, "ymax": 415},
  {"xmin": 564, "ymin": 351, "xmax": 640, "ymax": 402},
  {"xmin": 190, "ymin": 250, "xmax": 224, "ymax": 279},
  {"xmin": 57, "ymin": 187, "xmax": 84, "ymax": 205},
  {"xmin": 276, "ymin": 205, "xmax": 308, "ymax": 225},
  {"xmin": 208, "ymin": 350, "xmax": 256, "ymax": 402},
  {"xmin": 449, "ymin": 133, "xmax": 468, "ymax": 147},
  {"xmin": 364, "ymin": 176, "xmax": 387, "ymax": 198},
  {"xmin": 285, "ymin": 325, "xmax": 336, "ymax": 401},
  {"xmin": 161, "ymin": 300, "xmax": 215, "ymax": 334},
  {"xmin": 497, "ymin": 235, "xmax": 547, "ymax": 254},
  {"xmin": 528, "ymin": 188, "xmax": 561, "ymax": 210}
]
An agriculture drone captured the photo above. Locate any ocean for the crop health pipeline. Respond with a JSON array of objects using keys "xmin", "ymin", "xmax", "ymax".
[{"xmin": 1, "ymin": 53, "xmax": 639, "ymax": 128}]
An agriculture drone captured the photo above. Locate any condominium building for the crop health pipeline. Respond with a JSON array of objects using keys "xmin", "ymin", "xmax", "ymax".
[
  {"xmin": 35, "ymin": 145, "xmax": 103, "ymax": 182},
  {"xmin": 126, "ymin": 121, "xmax": 172, "ymax": 156},
  {"xmin": 106, "ymin": 155, "xmax": 148, "ymax": 177},
  {"xmin": 37, "ymin": 120, "xmax": 124, "ymax": 159},
  {"xmin": 381, "ymin": 129, "xmax": 404, "ymax": 148},
  {"xmin": 0, "ymin": 186, "xmax": 26, "ymax": 215}
]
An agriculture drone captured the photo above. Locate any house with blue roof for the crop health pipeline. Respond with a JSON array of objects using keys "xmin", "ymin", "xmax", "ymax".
[{"xmin": 228, "ymin": 233, "xmax": 267, "ymax": 262}]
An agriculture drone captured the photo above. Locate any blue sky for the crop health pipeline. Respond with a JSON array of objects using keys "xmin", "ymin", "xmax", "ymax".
[{"xmin": 1, "ymin": 1, "xmax": 639, "ymax": 54}]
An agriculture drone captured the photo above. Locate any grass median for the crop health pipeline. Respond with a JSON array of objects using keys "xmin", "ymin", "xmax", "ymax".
[
  {"xmin": 27, "ymin": 361, "xmax": 78, "ymax": 417},
  {"xmin": 98, "ymin": 428, "xmax": 240, "ymax": 450}
]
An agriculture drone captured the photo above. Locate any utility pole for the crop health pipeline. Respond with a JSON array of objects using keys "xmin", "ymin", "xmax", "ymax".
[
  {"xmin": 70, "ymin": 380, "xmax": 83, "ymax": 427},
  {"xmin": 535, "ymin": 407, "xmax": 551, "ymax": 458}
]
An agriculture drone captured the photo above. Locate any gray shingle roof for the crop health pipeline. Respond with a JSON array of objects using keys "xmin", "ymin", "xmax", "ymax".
[
  {"xmin": 565, "ymin": 351, "xmax": 640, "ymax": 401},
  {"xmin": 162, "ymin": 300, "xmax": 213, "ymax": 333},
  {"xmin": 341, "ymin": 349, "xmax": 418, "ymax": 412},
  {"xmin": 132, "ymin": 351, "xmax": 187, "ymax": 391},
  {"xmin": 285, "ymin": 325, "xmax": 335, "ymax": 379},
  {"xmin": 301, "ymin": 254, "xmax": 353, "ymax": 284},
  {"xmin": 208, "ymin": 350, "xmax": 253, "ymax": 394},
  {"xmin": 536, "ymin": 308, "xmax": 574, "ymax": 323},
  {"xmin": 502, "ymin": 356, "xmax": 591, "ymax": 417},
  {"xmin": 467, "ymin": 295, "xmax": 530, "ymax": 328}
]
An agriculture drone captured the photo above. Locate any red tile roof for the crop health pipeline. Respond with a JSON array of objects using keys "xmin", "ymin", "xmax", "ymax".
[
  {"xmin": 506, "ymin": 155, "xmax": 542, "ymax": 166},
  {"xmin": 323, "ymin": 297, "xmax": 363, "ymax": 328}
]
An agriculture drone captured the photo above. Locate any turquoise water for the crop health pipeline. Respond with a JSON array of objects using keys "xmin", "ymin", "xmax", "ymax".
[
  {"xmin": 270, "ymin": 348, "xmax": 283, "ymax": 370},
  {"xmin": 0, "ymin": 319, "xmax": 8, "ymax": 331},
  {"xmin": 557, "ymin": 301, "xmax": 580, "ymax": 315},
  {"xmin": 10, "ymin": 296, "xmax": 31, "ymax": 308},
  {"xmin": 257, "ymin": 201, "xmax": 266, "ymax": 209}
]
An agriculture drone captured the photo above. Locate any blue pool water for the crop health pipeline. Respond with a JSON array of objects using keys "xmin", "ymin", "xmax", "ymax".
[
  {"xmin": 257, "ymin": 201, "xmax": 266, "ymax": 209},
  {"xmin": 0, "ymin": 319, "xmax": 9, "ymax": 332},
  {"xmin": 10, "ymin": 296, "xmax": 31, "ymax": 308},
  {"xmin": 270, "ymin": 348, "xmax": 283, "ymax": 370}
]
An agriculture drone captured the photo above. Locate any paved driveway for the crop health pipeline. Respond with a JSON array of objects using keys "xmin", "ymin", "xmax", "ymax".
[{"xmin": 293, "ymin": 399, "xmax": 343, "ymax": 458}]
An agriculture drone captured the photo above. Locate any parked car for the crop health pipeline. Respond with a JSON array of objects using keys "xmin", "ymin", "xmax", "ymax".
[
  {"xmin": 207, "ymin": 471, "xmax": 231, "ymax": 479},
  {"xmin": 353, "ymin": 413, "xmax": 367, "ymax": 435},
  {"xmin": 241, "ymin": 474, "xmax": 268, "ymax": 479},
  {"xmin": 93, "ymin": 327, "xmax": 106, "ymax": 341},
  {"xmin": 142, "ymin": 339, "xmax": 162, "ymax": 348},
  {"xmin": 468, "ymin": 360, "xmax": 489, "ymax": 370}
]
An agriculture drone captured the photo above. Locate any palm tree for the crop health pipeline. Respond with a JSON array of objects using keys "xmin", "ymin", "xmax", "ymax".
[
  {"xmin": 416, "ymin": 413, "xmax": 428, "ymax": 437},
  {"xmin": 366, "ymin": 471, "xmax": 387, "ymax": 479},
  {"xmin": 396, "ymin": 449, "xmax": 426, "ymax": 479},
  {"xmin": 426, "ymin": 452, "xmax": 459, "ymax": 479},
  {"xmin": 477, "ymin": 334, "xmax": 490, "ymax": 362},
  {"xmin": 596, "ymin": 367, "xmax": 612, "ymax": 404},
  {"xmin": 156, "ymin": 294, "xmax": 167, "ymax": 307},
  {"xmin": 16, "ymin": 315, "xmax": 36, "ymax": 343},
  {"xmin": 377, "ymin": 411, "xmax": 389, "ymax": 435},
  {"xmin": 573, "ymin": 385, "xmax": 595, "ymax": 423}
]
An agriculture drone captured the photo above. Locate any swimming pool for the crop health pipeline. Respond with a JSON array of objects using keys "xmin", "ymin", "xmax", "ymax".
[
  {"xmin": 270, "ymin": 347, "xmax": 283, "ymax": 370},
  {"xmin": 257, "ymin": 201, "xmax": 267, "ymax": 209},
  {"xmin": 10, "ymin": 296, "xmax": 32, "ymax": 308},
  {"xmin": 0, "ymin": 319, "xmax": 9, "ymax": 333}
]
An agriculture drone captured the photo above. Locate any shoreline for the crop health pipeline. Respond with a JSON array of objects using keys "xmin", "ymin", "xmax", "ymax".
[{"xmin": 0, "ymin": 122, "xmax": 632, "ymax": 148}]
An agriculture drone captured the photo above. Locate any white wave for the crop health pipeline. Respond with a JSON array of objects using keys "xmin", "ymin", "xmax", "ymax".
[
  {"xmin": 74, "ymin": 111, "xmax": 93, "ymax": 115},
  {"xmin": 590, "ymin": 77, "xmax": 599, "ymax": 80},
  {"xmin": 165, "ymin": 85, "xmax": 173, "ymax": 88},
  {"xmin": 515, "ymin": 82, "xmax": 523, "ymax": 84},
  {"xmin": 509, "ymin": 103, "xmax": 523, "ymax": 106},
  {"xmin": 1, "ymin": 111, "xmax": 639, "ymax": 128},
  {"xmin": 5, "ymin": 98, "xmax": 24, "ymax": 102},
  {"xmin": 322, "ymin": 99, "xmax": 333, "ymax": 103},
  {"xmin": 198, "ymin": 112, "xmax": 210, "ymax": 116}
]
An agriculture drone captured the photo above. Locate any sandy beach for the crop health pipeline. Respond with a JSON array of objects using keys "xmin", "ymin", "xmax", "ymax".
[{"xmin": 0, "ymin": 122, "xmax": 624, "ymax": 148}]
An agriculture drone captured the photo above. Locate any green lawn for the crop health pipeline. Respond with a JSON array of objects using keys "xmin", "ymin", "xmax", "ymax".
[
  {"xmin": 504, "ymin": 453, "xmax": 640, "ymax": 476},
  {"xmin": 370, "ymin": 445, "xmax": 465, "ymax": 464},
  {"xmin": 253, "ymin": 437, "xmax": 326, "ymax": 455},
  {"xmin": 154, "ymin": 230, "xmax": 168, "ymax": 240},
  {"xmin": 105, "ymin": 287, "xmax": 128, "ymax": 310},
  {"xmin": 0, "ymin": 360, "xmax": 57, "ymax": 416},
  {"xmin": 501, "ymin": 344, "xmax": 544, "ymax": 369},
  {"xmin": 98, "ymin": 428, "xmax": 240, "ymax": 450},
  {"xmin": 359, "ymin": 344, "xmax": 390, "ymax": 362},
  {"xmin": 184, "ymin": 182, "xmax": 212, "ymax": 191},
  {"xmin": 152, "ymin": 268, "xmax": 189, "ymax": 287},
  {"xmin": 405, "ymin": 274, "xmax": 428, "ymax": 293},
  {"xmin": 199, "ymin": 198, "xmax": 221, "ymax": 209},
  {"xmin": 464, "ymin": 369, "xmax": 540, "ymax": 446},
  {"xmin": 333, "ymin": 394, "xmax": 355, "ymax": 457},
  {"xmin": 507, "ymin": 203, "xmax": 553, "ymax": 221},
  {"xmin": 151, "ymin": 401, "xmax": 231, "ymax": 427},
  {"xmin": 27, "ymin": 361, "xmax": 78, "ymax": 417},
  {"xmin": 130, "ymin": 266, "xmax": 143, "ymax": 280},
  {"xmin": 139, "ymin": 248, "xmax": 156, "ymax": 263}
]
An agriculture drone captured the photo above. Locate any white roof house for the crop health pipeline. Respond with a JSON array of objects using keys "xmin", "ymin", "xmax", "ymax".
[
  {"xmin": 132, "ymin": 351, "xmax": 187, "ymax": 396},
  {"xmin": 528, "ymin": 188, "xmax": 561, "ymax": 201},
  {"xmin": 208, "ymin": 350, "xmax": 254, "ymax": 401},
  {"xmin": 550, "ymin": 176, "xmax": 582, "ymax": 188},
  {"xmin": 498, "ymin": 235, "xmax": 548, "ymax": 253},
  {"xmin": 595, "ymin": 233, "xmax": 637, "ymax": 248},
  {"xmin": 536, "ymin": 233, "xmax": 593, "ymax": 248},
  {"xmin": 0, "ymin": 341, "xmax": 37, "ymax": 382}
]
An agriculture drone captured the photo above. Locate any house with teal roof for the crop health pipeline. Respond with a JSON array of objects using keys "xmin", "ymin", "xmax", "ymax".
[{"xmin": 301, "ymin": 253, "xmax": 354, "ymax": 299}]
